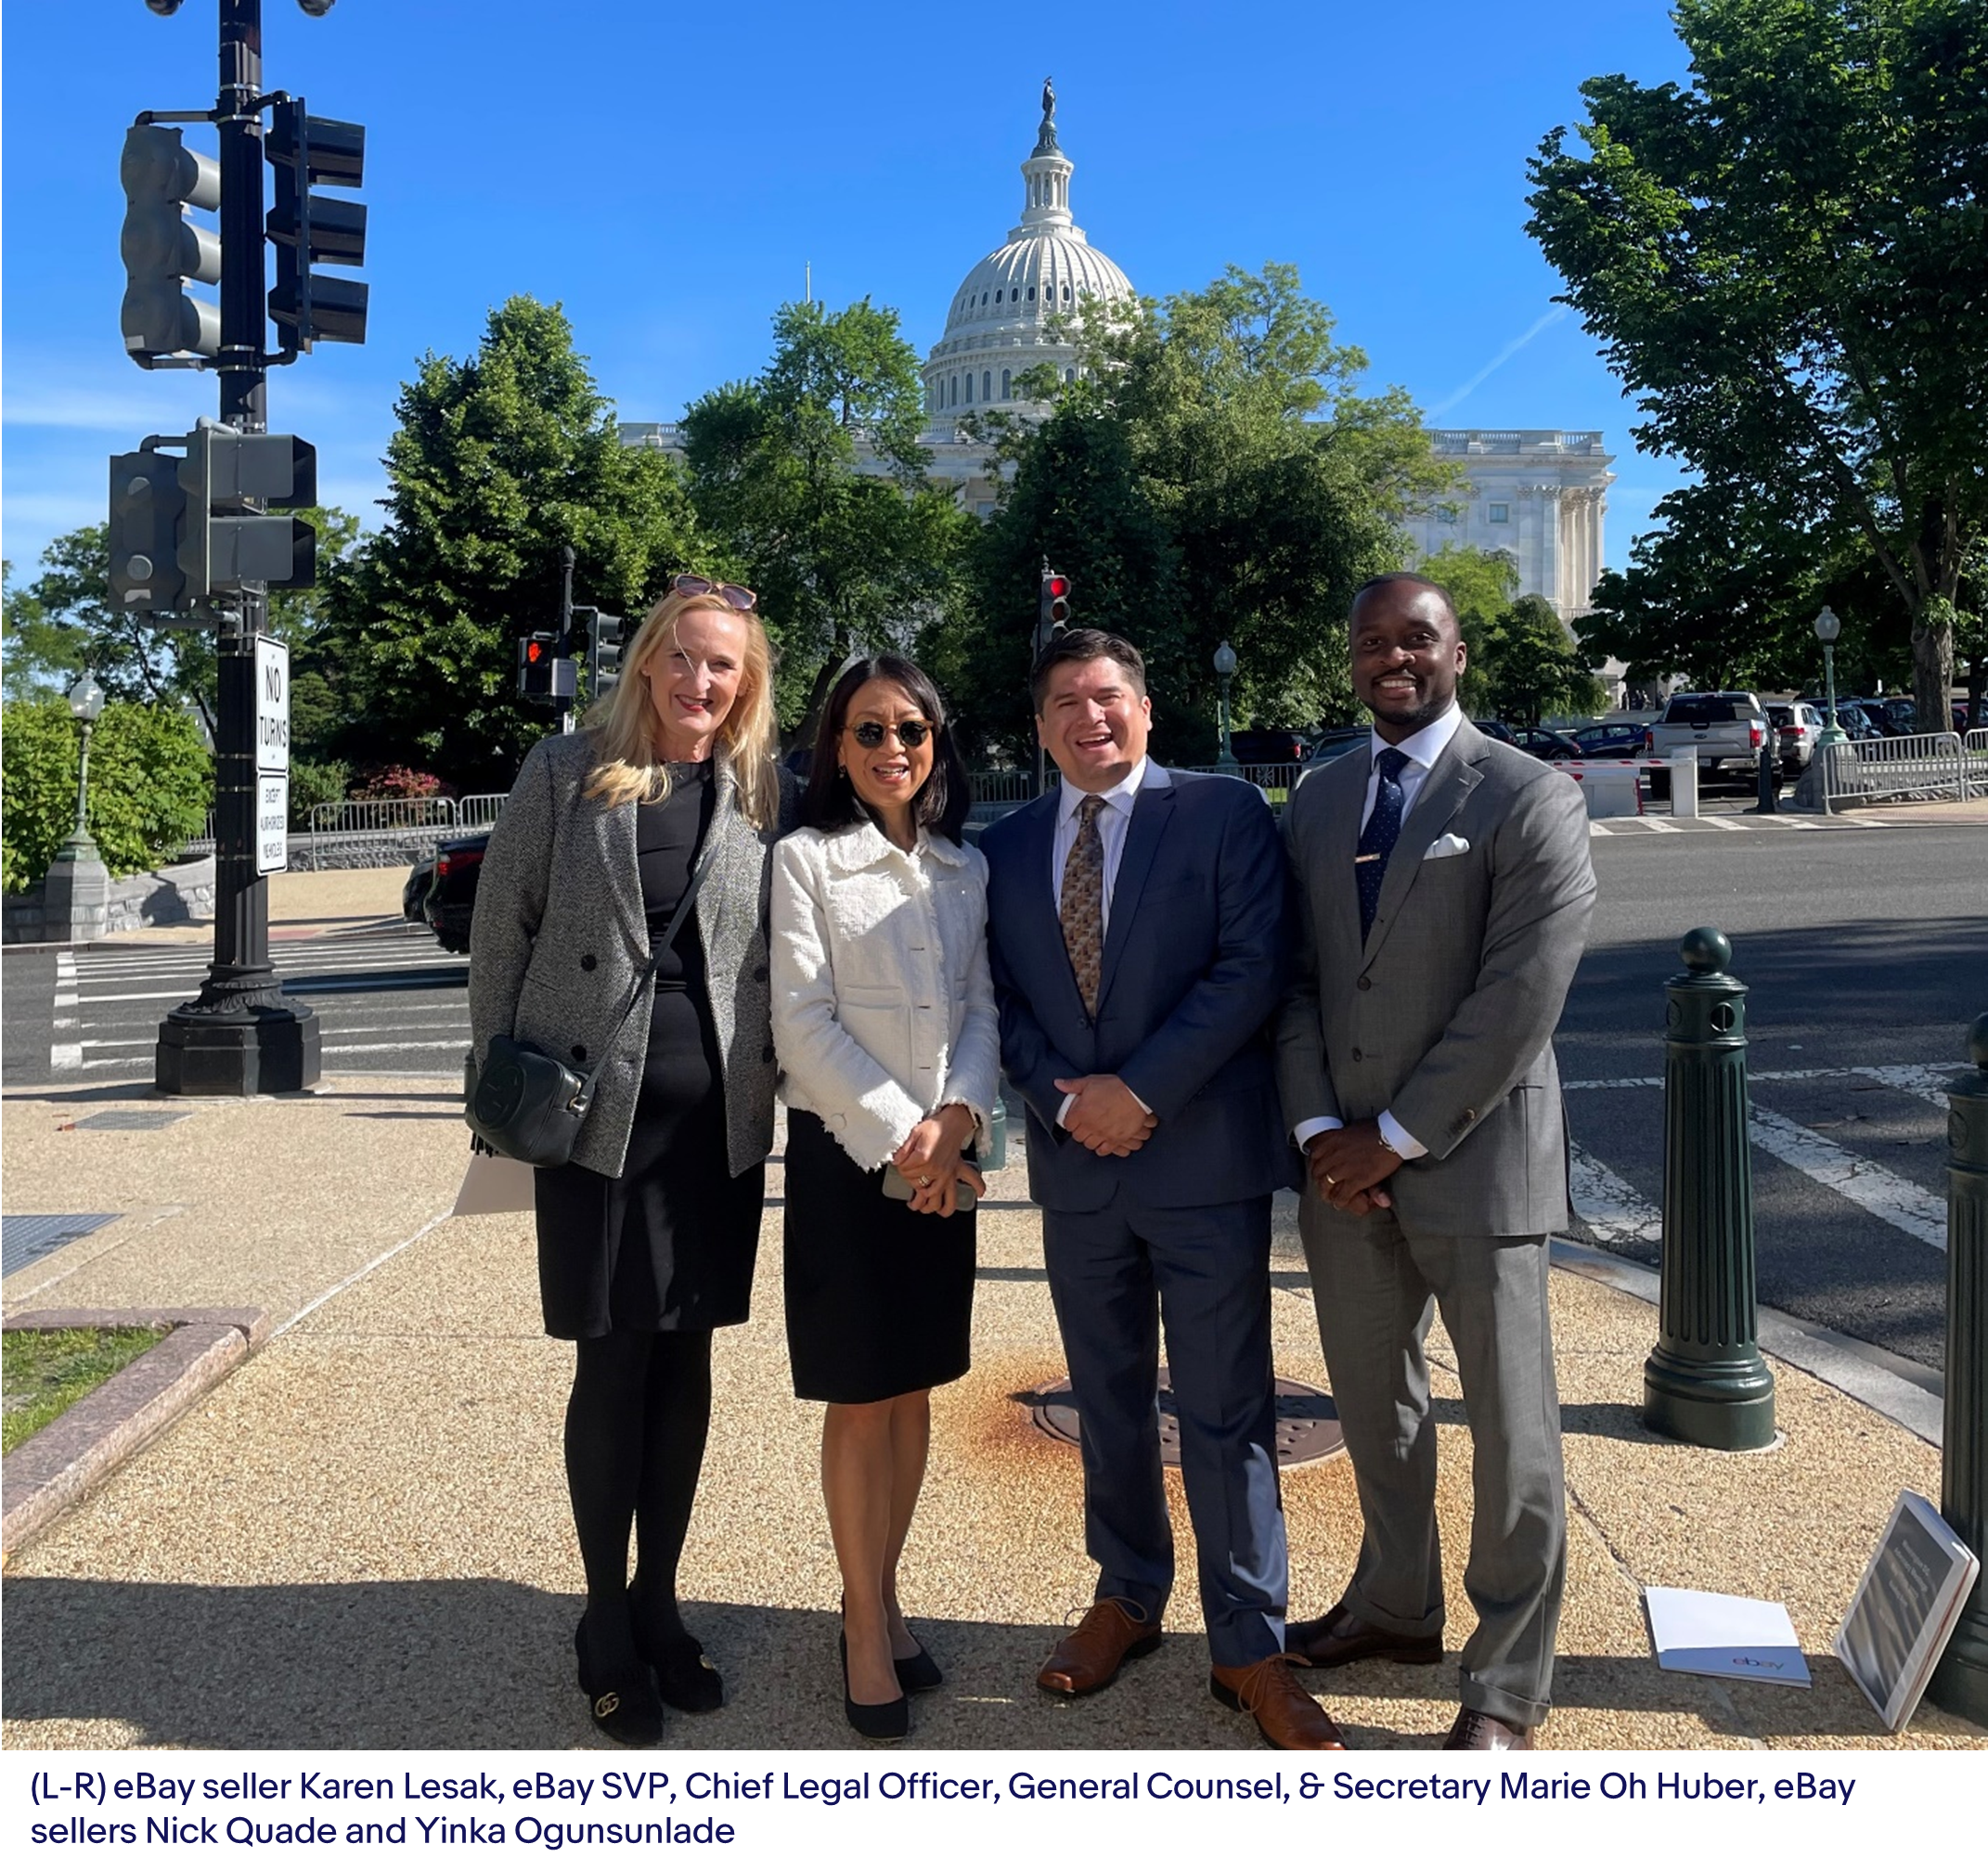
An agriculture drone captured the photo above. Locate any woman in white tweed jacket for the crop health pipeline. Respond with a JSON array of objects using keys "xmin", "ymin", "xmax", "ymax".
[{"xmin": 770, "ymin": 654, "xmax": 997, "ymax": 1739}]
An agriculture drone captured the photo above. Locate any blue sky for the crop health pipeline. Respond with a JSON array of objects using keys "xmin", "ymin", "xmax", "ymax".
[{"xmin": 3, "ymin": 0, "xmax": 1694, "ymax": 579}]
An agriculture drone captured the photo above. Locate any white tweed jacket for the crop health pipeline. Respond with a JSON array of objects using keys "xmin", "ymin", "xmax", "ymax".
[{"xmin": 770, "ymin": 819, "xmax": 1000, "ymax": 1171}]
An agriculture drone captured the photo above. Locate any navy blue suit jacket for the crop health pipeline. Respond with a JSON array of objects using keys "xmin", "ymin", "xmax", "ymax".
[{"xmin": 981, "ymin": 767, "xmax": 1297, "ymax": 1214}]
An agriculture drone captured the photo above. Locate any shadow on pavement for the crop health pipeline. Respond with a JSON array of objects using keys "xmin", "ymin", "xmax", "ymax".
[{"xmin": 1, "ymin": 1579, "xmax": 1904, "ymax": 1750}]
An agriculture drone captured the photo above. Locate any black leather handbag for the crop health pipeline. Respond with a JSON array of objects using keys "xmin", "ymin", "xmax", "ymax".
[{"xmin": 465, "ymin": 838, "xmax": 720, "ymax": 1166}]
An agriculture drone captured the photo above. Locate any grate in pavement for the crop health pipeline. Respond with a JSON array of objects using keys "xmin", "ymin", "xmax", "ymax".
[
  {"xmin": 71, "ymin": 1110, "xmax": 194, "ymax": 1131},
  {"xmin": 2, "ymin": 1212, "xmax": 121, "ymax": 1278},
  {"xmin": 1023, "ymin": 1366, "xmax": 1345, "ymax": 1469}
]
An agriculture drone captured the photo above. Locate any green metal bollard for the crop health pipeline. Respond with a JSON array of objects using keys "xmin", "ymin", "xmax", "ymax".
[
  {"xmin": 1643, "ymin": 927, "xmax": 1777, "ymax": 1450},
  {"xmin": 1927, "ymin": 1012, "xmax": 1988, "ymax": 1724}
]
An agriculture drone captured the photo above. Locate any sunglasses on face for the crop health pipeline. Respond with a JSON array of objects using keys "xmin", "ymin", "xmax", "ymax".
[
  {"xmin": 671, "ymin": 573, "xmax": 757, "ymax": 612},
  {"xmin": 848, "ymin": 719, "xmax": 933, "ymax": 750}
]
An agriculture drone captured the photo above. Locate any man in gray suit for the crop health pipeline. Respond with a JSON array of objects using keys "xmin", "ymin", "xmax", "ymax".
[{"xmin": 1275, "ymin": 574, "xmax": 1596, "ymax": 1750}]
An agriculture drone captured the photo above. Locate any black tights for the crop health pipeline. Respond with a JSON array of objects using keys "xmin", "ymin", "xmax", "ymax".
[{"xmin": 564, "ymin": 1326, "xmax": 712, "ymax": 1667}]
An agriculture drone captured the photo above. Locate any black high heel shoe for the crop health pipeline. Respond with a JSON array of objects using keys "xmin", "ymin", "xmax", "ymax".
[
  {"xmin": 636, "ymin": 1625, "xmax": 725, "ymax": 1714},
  {"xmin": 574, "ymin": 1618, "xmax": 665, "ymax": 1747},
  {"xmin": 839, "ymin": 1629, "xmax": 909, "ymax": 1741},
  {"xmin": 894, "ymin": 1642, "xmax": 944, "ymax": 1694}
]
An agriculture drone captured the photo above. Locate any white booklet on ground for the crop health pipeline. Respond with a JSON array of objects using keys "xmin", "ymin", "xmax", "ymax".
[
  {"xmin": 1644, "ymin": 1585, "xmax": 1812, "ymax": 1687},
  {"xmin": 1834, "ymin": 1490, "xmax": 1981, "ymax": 1732}
]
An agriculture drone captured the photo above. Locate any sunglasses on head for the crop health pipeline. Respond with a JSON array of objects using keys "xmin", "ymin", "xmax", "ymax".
[
  {"xmin": 849, "ymin": 719, "xmax": 933, "ymax": 750},
  {"xmin": 671, "ymin": 573, "xmax": 757, "ymax": 612}
]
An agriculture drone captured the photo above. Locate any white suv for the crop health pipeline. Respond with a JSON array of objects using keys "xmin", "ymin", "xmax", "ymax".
[{"xmin": 1767, "ymin": 701, "xmax": 1825, "ymax": 774}]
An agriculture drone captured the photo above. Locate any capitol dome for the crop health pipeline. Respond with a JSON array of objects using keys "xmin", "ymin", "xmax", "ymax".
[{"xmin": 923, "ymin": 84, "xmax": 1136, "ymax": 428}]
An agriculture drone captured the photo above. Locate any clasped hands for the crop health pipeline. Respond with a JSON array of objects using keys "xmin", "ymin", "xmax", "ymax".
[
  {"xmin": 893, "ymin": 1103, "xmax": 987, "ymax": 1217},
  {"xmin": 1306, "ymin": 1119, "xmax": 1399, "ymax": 1214},
  {"xmin": 1054, "ymin": 1074, "xmax": 1156, "ymax": 1157}
]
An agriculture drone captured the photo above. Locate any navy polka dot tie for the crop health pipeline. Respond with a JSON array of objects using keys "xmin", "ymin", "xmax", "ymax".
[{"xmin": 1356, "ymin": 747, "xmax": 1412, "ymax": 944}]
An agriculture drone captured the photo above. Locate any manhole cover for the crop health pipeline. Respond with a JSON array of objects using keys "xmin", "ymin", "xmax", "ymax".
[
  {"xmin": 72, "ymin": 1110, "xmax": 193, "ymax": 1131},
  {"xmin": 2, "ymin": 1212, "xmax": 120, "ymax": 1278},
  {"xmin": 1023, "ymin": 1366, "xmax": 1344, "ymax": 1469}
]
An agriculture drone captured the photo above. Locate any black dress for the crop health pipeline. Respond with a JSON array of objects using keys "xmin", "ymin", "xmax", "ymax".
[
  {"xmin": 783, "ymin": 1108, "xmax": 976, "ymax": 1404},
  {"xmin": 534, "ymin": 762, "xmax": 765, "ymax": 1339}
]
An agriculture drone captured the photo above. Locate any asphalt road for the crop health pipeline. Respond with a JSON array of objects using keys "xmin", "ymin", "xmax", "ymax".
[{"xmin": 5, "ymin": 815, "xmax": 1982, "ymax": 1369}]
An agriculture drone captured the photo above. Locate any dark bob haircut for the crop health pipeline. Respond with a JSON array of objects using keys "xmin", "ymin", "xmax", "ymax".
[
  {"xmin": 800, "ymin": 653, "xmax": 972, "ymax": 844},
  {"xmin": 1028, "ymin": 627, "xmax": 1149, "ymax": 713}
]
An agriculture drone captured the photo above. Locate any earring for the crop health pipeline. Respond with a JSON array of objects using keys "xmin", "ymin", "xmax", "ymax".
[{"xmin": 837, "ymin": 764, "xmax": 847, "ymax": 778}]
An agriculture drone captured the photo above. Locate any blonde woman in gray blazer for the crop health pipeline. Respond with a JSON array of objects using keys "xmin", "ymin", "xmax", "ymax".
[
  {"xmin": 770, "ymin": 654, "xmax": 998, "ymax": 1740},
  {"xmin": 471, "ymin": 574, "xmax": 797, "ymax": 1747}
]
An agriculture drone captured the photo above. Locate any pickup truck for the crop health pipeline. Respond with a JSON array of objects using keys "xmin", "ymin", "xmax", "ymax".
[{"xmin": 1645, "ymin": 691, "xmax": 1768, "ymax": 794}]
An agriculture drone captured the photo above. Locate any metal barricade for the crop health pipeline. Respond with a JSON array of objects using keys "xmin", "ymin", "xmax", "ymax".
[
  {"xmin": 455, "ymin": 793, "xmax": 509, "ymax": 829},
  {"xmin": 1816, "ymin": 731, "xmax": 1966, "ymax": 807},
  {"xmin": 307, "ymin": 797, "xmax": 459, "ymax": 836},
  {"xmin": 966, "ymin": 769, "xmax": 1037, "ymax": 806},
  {"xmin": 1967, "ymin": 729, "xmax": 1988, "ymax": 800}
]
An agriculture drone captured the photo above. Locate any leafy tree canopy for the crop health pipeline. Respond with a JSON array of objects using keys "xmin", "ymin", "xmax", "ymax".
[
  {"xmin": 680, "ymin": 298, "xmax": 976, "ymax": 736},
  {"xmin": 319, "ymin": 296, "xmax": 708, "ymax": 790},
  {"xmin": 1527, "ymin": 0, "xmax": 1988, "ymax": 732}
]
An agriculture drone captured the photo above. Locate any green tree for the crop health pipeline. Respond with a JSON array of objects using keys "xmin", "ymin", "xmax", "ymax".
[
  {"xmin": 2, "ymin": 510, "xmax": 358, "ymax": 741},
  {"xmin": 680, "ymin": 298, "xmax": 975, "ymax": 737},
  {"xmin": 1415, "ymin": 545, "xmax": 1521, "ymax": 715},
  {"xmin": 1527, "ymin": 0, "xmax": 1988, "ymax": 738},
  {"xmin": 320, "ymin": 296, "xmax": 707, "ymax": 790},
  {"xmin": 1477, "ymin": 594, "xmax": 1607, "ymax": 727}
]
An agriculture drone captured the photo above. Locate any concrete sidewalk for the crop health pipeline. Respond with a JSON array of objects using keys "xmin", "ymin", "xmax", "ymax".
[{"xmin": 5, "ymin": 1059, "xmax": 1982, "ymax": 1754}]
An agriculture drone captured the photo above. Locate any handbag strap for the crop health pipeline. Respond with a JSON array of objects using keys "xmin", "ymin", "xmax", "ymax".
[{"xmin": 570, "ymin": 832, "xmax": 726, "ymax": 1114}]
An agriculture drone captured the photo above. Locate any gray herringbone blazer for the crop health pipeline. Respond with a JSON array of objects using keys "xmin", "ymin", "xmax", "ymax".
[
  {"xmin": 468, "ymin": 731, "xmax": 797, "ymax": 1180},
  {"xmin": 1274, "ymin": 718, "xmax": 1596, "ymax": 1237}
]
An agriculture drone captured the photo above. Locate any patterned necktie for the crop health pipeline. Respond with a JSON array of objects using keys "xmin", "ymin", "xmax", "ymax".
[
  {"xmin": 1356, "ymin": 747, "xmax": 1412, "ymax": 944},
  {"xmin": 1060, "ymin": 794, "xmax": 1107, "ymax": 1015}
]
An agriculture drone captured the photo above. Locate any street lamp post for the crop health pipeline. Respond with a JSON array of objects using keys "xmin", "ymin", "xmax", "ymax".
[
  {"xmin": 1213, "ymin": 640, "xmax": 1240, "ymax": 775},
  {"xmin": 58, "ymin": 674, "xmax": 108, "ymax": 864},
  {"xmin": 1814, "ymin": 605, "xmax": 1848, "ymax": 748}
]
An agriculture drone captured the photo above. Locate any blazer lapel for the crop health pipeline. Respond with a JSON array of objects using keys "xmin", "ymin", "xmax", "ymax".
[
  {"xmin": 1095, "ymin": 770, "xmax": 1175, "ymax": 1012},
  {"xmin": 596, "ymin": 789, "xmax": 647, "ymax": 958},
  {"xmin": 1312, "ymin": 754, "xmax": 1369, "ymax": 969},
  {"xmin": 694, "ymin": 757, "xmax": 741, "ymax": 965},
  {"xmin": 1362, "ymin": 737, "xmax": 1483, "ymax": 963}
]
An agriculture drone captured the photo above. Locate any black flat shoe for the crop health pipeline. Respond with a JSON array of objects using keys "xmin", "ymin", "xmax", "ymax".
[
  {"xmin": 840, "ymin": 1630, "xmax": 909, "ymax": 1741},
  {"xmin": 638, "ymin": 1626, "xmax": 725, "ymax": 1714},
  {"xmin": 575, "ymin": 1619, "xmax": 665, "ymax": 1747},
  {"xmin": 894, "ymin": 1643, "xmax": 944, "ymax": 1694}
]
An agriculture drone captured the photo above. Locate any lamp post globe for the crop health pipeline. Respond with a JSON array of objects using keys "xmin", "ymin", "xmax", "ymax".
[
  {"xmin": 59, "ymin": 673, "xmax": 107, "ymax": 862},
  {"xmin": 1213, "ymin": 640, "xmax": 1240, "ymax": 774},
  {"xmin": 1814, "ymin": 605, "xmax": 1848, "ymax": 748}
]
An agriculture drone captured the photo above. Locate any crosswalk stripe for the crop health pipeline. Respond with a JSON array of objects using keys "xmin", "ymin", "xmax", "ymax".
[
  {"xmin": 1568, "ymin": 1145, "xmax": 1660, "ymax": 1246},
  {"xmin": 1744, "ymin": 1105, "xmax": 1947, "ymax": 1252}
]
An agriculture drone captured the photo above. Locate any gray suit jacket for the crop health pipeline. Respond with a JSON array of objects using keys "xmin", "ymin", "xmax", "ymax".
[
  {"xmin": 1274, "ymin": 718, "xmax": 1596, "ymax": 1237},
  {"xmin": 468, "ymin": 731, "xmax": 797, "ymax": 1180}
]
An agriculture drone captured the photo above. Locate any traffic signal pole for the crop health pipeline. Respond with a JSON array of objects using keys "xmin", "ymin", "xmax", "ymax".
[{"xmin": 157, "ymin": 0, "xmax": 321, "ymax": 1095}]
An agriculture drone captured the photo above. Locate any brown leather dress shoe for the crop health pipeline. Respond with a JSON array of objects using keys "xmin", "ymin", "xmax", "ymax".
[
  {"xmin": 1287, "ymin": 1602, "xmax": 1444, "ymax": 1670},
  {"xmin": 1037, "ymin": 1598, "xmax": 1163, "ymax": 1696},
  {"xmin": 1209, "ymin": 1655, "xmax": 1348, "ymax": 1750},
  {"xmin": 1442, "ymin": 1708, "xmax": 1534, "ymax": 1750}
]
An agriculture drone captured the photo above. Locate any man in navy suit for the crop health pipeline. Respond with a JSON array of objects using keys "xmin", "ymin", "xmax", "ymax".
[{"xmin": 981, "ymin": 629, "xmax": 1344, "ymax": 1751}]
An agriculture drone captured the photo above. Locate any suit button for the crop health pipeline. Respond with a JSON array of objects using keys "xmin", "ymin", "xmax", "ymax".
[
  {"xmin": 1351, "ymin": 1047, "xmax": 1363, "ymax": 1061},
  {"xmin": 753, "ymin": 965, "xmax": 768, "ymax": 983},
  {"xmin": 580, "ymin": 954, "xmax": 597, "ymax": 971},
  {"xmin": 572, "ymin": 1043, "xmax": 587, "ymax": 1063},
  {"xmin": 1464, "ymin": 1107, "xmax": 1478, "ymax": 1122},
  {"xmin": 762, "ymin": 1044, "xmax": 776, "ymax": 1064},
  {"xmin": 1357, "ymin": 975, "xmax": 1371, "ymax": 991}
]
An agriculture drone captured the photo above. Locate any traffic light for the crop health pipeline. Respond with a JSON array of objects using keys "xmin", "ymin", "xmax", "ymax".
[
  {"xmin": 177, "ymin": 423, "xmax": 319, "ymax": 599},
  {"xmin": 1036, "ymin": 565, "xmax": 1072, "ymax": 655},
  {"xmin": 119, "ymin": 123, "xmax": 221, "ymax": 363},
  {"xmin": 518, "ymin": 633, "xmax": 577, "ymax": 703},
  {"xmin": 265, "ymin": 98, "xmax": 368, "ymax": 350},
  {"xmin": 108, "ymin": 448, "xmax": 189, "ymax": 611},
  {"xmin": 576, "ymin": 608, "xmax": 626, "ymax": 703}
]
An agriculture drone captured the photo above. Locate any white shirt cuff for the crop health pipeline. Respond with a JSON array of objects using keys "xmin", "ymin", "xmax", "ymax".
[
  {"xmin": 1293, "ymin": 1116, "xmax": 1343, "ymax": 1150},
  {"xmin": 1058, "ymin": 1083, "xmax": 1153, "ymax": 1130},
  {"xmin": 1377, "ymin": 1109, "xmax": 1426, "ymax": 1160}
]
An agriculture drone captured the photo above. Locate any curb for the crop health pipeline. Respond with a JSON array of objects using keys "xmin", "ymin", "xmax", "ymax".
[
  {"xmin": 1550, "ymin": 1238, "xmax": 1944, "ymax": 1447},
  {"xmin": 1, "ymin": 1307, "xmax": 269, "ymax": 1561}
]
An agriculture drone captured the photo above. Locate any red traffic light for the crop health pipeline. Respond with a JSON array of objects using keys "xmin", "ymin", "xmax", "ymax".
[
  {"xmin": 1047, "ymin": 575, "xmax": 1069, "ymax": 599},
  {"xmin": 525, "ymin": 639, "xmax": 546, "ymax": 664}
]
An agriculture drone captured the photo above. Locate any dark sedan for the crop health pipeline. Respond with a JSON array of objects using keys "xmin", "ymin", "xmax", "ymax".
[
  {"xmin": 1571, "ymin": 722, "xmax": 1648, "ymax": 759},
  {"xmin": 1509, "ymin": 726, "xmax": 1585, "ymax": 762},
  {"xmin": 422, "ymin": 834, "xmax": 488, "ymax": 953}
]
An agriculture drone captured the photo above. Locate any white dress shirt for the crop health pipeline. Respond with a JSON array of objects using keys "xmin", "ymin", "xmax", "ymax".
[
  {"xmin": 1295, "ymin": 703, "xmax": 1465, "ymax": 1164},
  {"xmin": 1051, "ymin": 756, "xmax": 1158, "ymax": 1129}
]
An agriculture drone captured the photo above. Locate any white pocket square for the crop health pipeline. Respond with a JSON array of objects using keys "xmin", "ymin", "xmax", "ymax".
[{"xmin": 1423, "ymin": 832, "xmax": 1470, "ymax": 860}]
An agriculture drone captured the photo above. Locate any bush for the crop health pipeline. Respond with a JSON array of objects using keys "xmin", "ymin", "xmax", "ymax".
[
  {"xmin": 352, "ymin": 764, "xmax": 445, "ymax": 801},
  {"xmin": 2, "ymin": 699, "xmax": 212, "ymax": 893},
  {"xmin": 288, "ymin": 758, "xmax": 352, "ymax": 829}
]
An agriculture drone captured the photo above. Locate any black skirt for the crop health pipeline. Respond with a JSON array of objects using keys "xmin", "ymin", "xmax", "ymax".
[{"xmin": 781, "ymin": 1108, "xmax": 975, "ymax": 1404}]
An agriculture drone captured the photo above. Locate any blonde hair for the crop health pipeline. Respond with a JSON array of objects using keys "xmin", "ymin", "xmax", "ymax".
[{"xmin": 582, "ymin": 590, "xmax": 781, "ymax": 826}]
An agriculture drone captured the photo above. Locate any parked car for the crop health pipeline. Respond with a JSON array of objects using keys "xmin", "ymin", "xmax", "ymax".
[
  {"xmin": 1645, "ymin": 691, "xmax": 1768, "ymax": 793},
  {"xmin": 1472, "ymin": 718, "xmax": 1517, "ymax": 745},
  {"xmin": 1844, "ymin": 696, "xmax": 1911, "ymax": 737},
  {"xmin": 402, "ymin": 858, "xmax": 435, "ymax": 924},
  {"xmin": 1766, "ymin": 701, "xmax": 1826, "ymax": 774},
  {"xmin": 1508, "ymin": 726, "xmax": 1584, "ymax": 763},
  {"xmin": 424, "ymin": 833, "xmax": 489, "ymax": 953},
  {"xmin": 1801, "ymin": 698, "xmax": 1880, "ymax": 741},
  {"xmin": 1300, "ymin": 726, "xmax": 1371, "ymax": 771},
  {"xmin": 1229, "ymin": 728, "xmax": 1310, "ymax": 767},
  {"xmin": 1570, "ymin": 722, "xmax": 1649, "ymax": 760}
]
